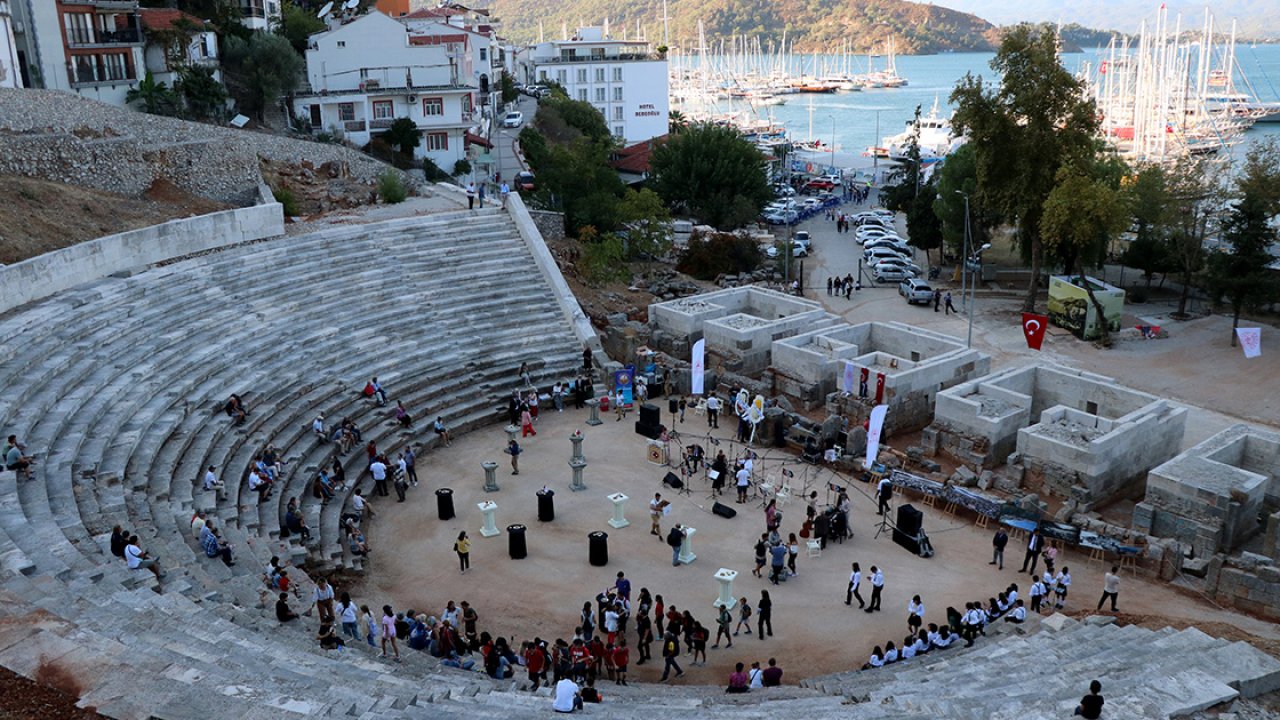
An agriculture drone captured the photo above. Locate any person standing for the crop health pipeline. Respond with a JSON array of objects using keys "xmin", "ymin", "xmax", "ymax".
[
  {"xmin": 933, "ymin": 289, "xmax": 942, "ymax": 313},
  {"xmin": 466, "ymin": 181, "xmax": 477, "ymax": 210},
  {"xmin": 499, "ymin": 181, "xmax": 510, "ymax": 207},
  {"xmin": 876, "ymin": 476, "xmax": 892, "ymax": 516},
  {"xmin": 667, "ymin": 524, "xmax": 686, "ymax": 567},
  {"xmin": 846, "ymin": 562, "xmax": 865, "ymax": 608},
  {"xmin": 1020, "ymin": 529, "xmax": 1043, "ymax": 574},
  {"xmin": 768, "ymin": 542, "xmax": 787, "ymax": 585},
  {"xmin": 706, "ymin": 394, "xmax": 721, "ymax": 429},
  {"xmin": 380, "ymin": 605, "xmax": 401, "ymax": 662},
  {"xmin": 1097, "ymin": 566, "xmax": 1120, "ymax": 611},
  {"xmin": 713, "ymin": 604, "xmax": 733, "ymax": 649},
  {"xmin": 944, "ymin": 292, "xmax": 956, "ymax": 314},
  {"xmin": 454, "ymin": 531, "xmax": 471, "ymax": 574},
  {"xmin": 311, "ymin": 578, "xmax": 336, "ymax": 625},
  {"xmin": 756, "ymin": 590, "xmax": 773, "ymax": 638},
  {"xmin": 370, "ymin": 456, "xmax": 388, "ymax": 497},
  {"xmin": 991, "ymin": 528, "xmax": 1009, "ymax": 570},
  {"xmin": 658, "ymin": 632, "xmax": 684, "ymax": 681},
  {"xmin": 735, "ymin": 464, "xmax": 751, "ymax": 504},
  {"xmin": 907, "ymin": 595, "xmax": 925, "ymax": 635},
  {"xmin": 649, "ymin": 493, "xmax": 664, "ymax": 538},
  {"xmin": 403, "ymin": 445, "xmax": 418, "ymax": 487},
  {"xmin": 827, "ymin": 277, "xmax": 833, "ymax": 296},
  {"xmin": 1054, "ymin": 566, "xmax": 1072, "ymax": 609},
  {"xmin": 865, "ymin": 566, "xmax": 884, "ymax": 613},
  {"xmin": 521, "ymin": 406, "xmax": 537, "ymax": 437},
  {"xmin": 507, "ymin": 439, "xmax": 521, "ymax": 475}
]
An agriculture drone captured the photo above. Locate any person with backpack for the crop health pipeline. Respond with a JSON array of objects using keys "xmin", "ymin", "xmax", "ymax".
[
  {"xmin": 667, "ymin": 524, "xmax": 686, "ymax": 567},
  {"xmin": 734, "ymin": 598, "xmax": 753, "ymax": 636},
  {"xmin": 712, "ymin": 604, "xmax": 733, "ymax": 649},
  {"xmin": 658, "ymin": 631, "xmax": 684, "ymax": 681}
]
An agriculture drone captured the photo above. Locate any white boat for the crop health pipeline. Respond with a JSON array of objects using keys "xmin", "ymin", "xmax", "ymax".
[{"xmin": 877, "ymin": 100, "xmax": 962, "ymax": 162}]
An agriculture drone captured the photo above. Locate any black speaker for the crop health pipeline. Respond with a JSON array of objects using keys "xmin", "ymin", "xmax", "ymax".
[
  {"xmin": 640, "ymin": 403, "xmax": 661, "ymax": 426},
  {"xmin": 893, "ymin": 504, "xmax": 924, "ymax": 555},
  {"xmin": 669, "ymin": 398, "xmax": 680, "ymax": 414},
  {"xmin": 712, "ymin": 501, "xmax": 737, "ymax": 519},
  {"xmin": 635, "ymin": 421, "xmax": 664, "ymax": 440},
  {"xmin": 663, "ymin": 472, "xmax": 683, "ymax": 489}
]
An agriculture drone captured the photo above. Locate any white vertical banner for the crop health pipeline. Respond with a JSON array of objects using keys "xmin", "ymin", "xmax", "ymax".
[
  {"xmin": 842, "ymin": 360, "xmax": 855, "ymax": 394},
  {"xmin": 690, "ymin": 339, "xmax": 706, "ymax": 394},
  {"xmin": 1236, "ymin": 328, "xmax": 1262, "ymax": 359},
  {"xmin": 864, "ymin": 404, "xmax": 888, "ymax": 469}
]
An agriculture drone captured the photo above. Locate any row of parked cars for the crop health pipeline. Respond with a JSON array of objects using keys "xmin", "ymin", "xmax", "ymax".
[{"xmin": 848, "ymin": 210, "xmax": 924, "ymax": 283}]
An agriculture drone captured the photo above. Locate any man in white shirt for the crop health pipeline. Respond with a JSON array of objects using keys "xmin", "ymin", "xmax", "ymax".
[
  {"xmin": 845, "ymin": 562, "xmax": 865, "ymax": 608},
  {"xmin": 191, "ymin": 511, "xmax": 207, "ymax": 539},
  {"xmin": 649, "ymin": 493, "xmax": 664, "ymax": 537},
  {"xmin": 370, "ymin": 459, "xmax": 389, "ymax": 497},
  {"xmin": 705, "ymin": 395, "xmax": 721, "ymax": 429},
  {"xmin": 312, "ymin": 414, "xmax": 326, "ymax": 441},
  {"xmin": 124, "ymin": 535, "xmax": 164, "ymax": 578},
  {"xmin": 1097, "ymin": 565, "xmax": 1120, "ymax": 612},
  {"xmin": 552, "ymin": 677, "xmax": 582, "ymax": 713},
  {"xmin": 1005, "ymin": 599, "xmax": 1028, "ymax": 623},
  {"xmin": 203, "ymin": 466, "xmax": 223, "ymax": 492},
  {"xmin": 735, "ymin": 466, "xmax": 751, "ymax": 504},
  {"xmin": 248, "ymin": 469, "xmax": 271, "ymax": 501},
  {"xmin": 865, "ymin": 566, "xmax": 884, "ymax": 612}
]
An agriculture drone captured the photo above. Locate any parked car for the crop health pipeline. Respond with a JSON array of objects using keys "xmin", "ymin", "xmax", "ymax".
[
  {"xmin": 515, "ymin": 171, "xmax": 536, "ymax": 192},
  {"xmin": 863, "ymin": 238, "xmax": 911, "ymax": 254},
  {"xmin": 898, "ymin": 278, "xmax": 934, "ymax": 303},
  {"xmin": 803, "ymin": 178, "xmax": 837, "ymax": 192},
  {"xmin": 857, "ymin": 230, "xmax": 904, "ymax": 246},
  {"xmin": 764, "ymin": 209, "xmax": 799, "ymax": 225},
  {"xmin": 765, "ymin": 236, "xmax": 810, "ymax": 258},
  {"xmin": 523, "ymin": 85, "xmax": 546, "ymax": 97},
  {"xmin": 772, "ymin": 183, "xmax": 797, "ymax": 197},
  {"xmin": 864, "ymin": 247, "xmax": 911, "ymax": 265},
  {"xmin": 874, "ymin": 257, "xmax": 923, "ymax": 277},
  {"xmin": 502, "ymin": 111, "xmax": 524, "ymax": 128},
  {"xmin": 874, "ymin": 265, "xmax": 914, "ymax": 283}
]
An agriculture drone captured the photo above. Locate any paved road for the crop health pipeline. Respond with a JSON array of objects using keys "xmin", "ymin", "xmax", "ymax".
[{"xmin": 490, "ymin": 95, "xmax": 535, "ymax": 184}]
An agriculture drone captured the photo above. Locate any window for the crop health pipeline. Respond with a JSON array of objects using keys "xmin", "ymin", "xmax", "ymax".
[
  {"xmin": 556, "ymin": 69, "xmax": 566, "ymax": 84},
  {"xmin": 103, "ymin": 53, "xmax": 127, "ymax": 81},
  {"xmin": 336, "ymin": 41, "xmax": 346, "ymax": 48},
  {"xmin": 538, "ymin": 70, "xmax": 547, "ymax": 81},
  {"xmin": 426, "ymin": 132, "xmax": 448, "ymax": 152},
  {"xmin": 577, "ymin": 89, "xmax": 587, "ymax": 102},
  {"xmin": 614, "ymin": 125, "xmax": 624, "ymax": 137},
  {"xmin": 64, "ymin": 13, "xmax": 94, "ymax": 45},
  {"xmin": 595, "ymin": 87, "xmax": 605, "ymax": 102},
  {"xmin": 372, "ymin": 100, "xmax": 394, "ymax": 120},
  {"xmin": 613, "ymin": 67, "xmax": 622, "ymax": 82},
  {"xmin": 422, "ymin": 97, "xmax": 444, "ymax": 116},
  {"xmin": 480, "ymin": 47, "xmax": 487, "ymax": 62},
  {"xmin": 576, "ymin": 68, "xmax": 587, "ymax": 83},
  {"xmin": 613, "ymin": 87, "xmax": 622, "ymax": 101},
  {"xmin": 309, "ymin": 105, "xmax": 321, "ymax": 126},
  {"xmin": 338, "ymin": 103, "xmax": 355, "ymax": 122},
  {"xmin": 595, "ymin": 68, "xmax": 605, "ymax": 83},
  {"xmin": 613, "ymin": 106, "xmax": 624, "ymax": 121}
]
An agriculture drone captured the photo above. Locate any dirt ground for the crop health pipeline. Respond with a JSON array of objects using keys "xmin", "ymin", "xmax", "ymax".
[{"xmin": 0, "ymin": 175, "xmax": 230, "ymax": 266}]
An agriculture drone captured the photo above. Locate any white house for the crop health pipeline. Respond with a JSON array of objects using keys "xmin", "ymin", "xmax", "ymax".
[
  {"xmin": 0, "ymin": 0, "xmax": 20, "ymax": 88},
  {"xmin": 524, "ymin": 26, "xmax": 668, "ymax": 144},
  {"xmin": 293, "ymin": 11, "xmax": 477, "ymax": 170},
  {"xmin": 138, "ymin": 8, "xmax": 219, "ymax": 87},
  {"xmin": 237, "ymin": 0, "xmax": 280, "ymax": 32}
]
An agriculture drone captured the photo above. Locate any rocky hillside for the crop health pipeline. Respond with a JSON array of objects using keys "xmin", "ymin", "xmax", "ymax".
[{"xmin": 492, "ymin": 0, "xmax": 999, "ymax": 54}]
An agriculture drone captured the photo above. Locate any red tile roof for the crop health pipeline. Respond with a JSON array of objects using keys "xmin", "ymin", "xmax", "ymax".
[
  {"xmin": 465, "ymin": 132, "xmax": 492, "ymax": 149},
  {"xmin": 409, "ymin": 33, "xmax": 469, "ymax": 47},
  {"xmin": 609, "ymin": 135, "xmax": 668, "ymax": 175},
  {"xmin": 138, "ymin": 8, "xmax": 205, "ymax": 32}
]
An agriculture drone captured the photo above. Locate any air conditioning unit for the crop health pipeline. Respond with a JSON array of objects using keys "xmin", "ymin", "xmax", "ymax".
[{"xmin": 407, "ymin": 95, "xmax": 416, "ymax": 103}]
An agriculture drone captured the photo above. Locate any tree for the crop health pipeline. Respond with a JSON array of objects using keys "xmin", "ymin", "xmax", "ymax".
[
  {"xmin": 275, "ymin": 0, "xmax": 325, "ymax": 55},
  {"xmin": 906, "ymin": 183, "xmax": 943, "ymax": 266},
  {"xmin": 127, "ymin": 71, "xmax": 180, "ymax": 116},
  {"xmin": 616, "ymin": 188, "xmax": 672, "ymax": 259},
  {"xmin": 933, "ymin": 144, "xmax": 994, "ymax": 262},
  {"xmin": 1206, "ymin": 141, "xmax": 1280, "ymax": 345},
  {"xmin": 533, "ymin": 137, "xmax": 626, "ymax": 234},
  {"xmin": 881, "ymin": 106, "xmax": 943, "ymax": 266},
  {"xmin": 535, "ymin": 96, "xmax": 613, "ymax": 145},
  {"xmin": 668, "ymin": 110, "xmax": 689, "ymax": 135},
  {"xmin": 649, "ymin": 123, "xmax": 771, "ymax": 228},
  {"xmin": 950, "ymin": 24, "xmax": 1100, "ymax": 312},
  {"xmin": 222, "ymin": 32, "xmax": 303, "ymax": 120},
  {"xmin": 1163, "ymin": 159, "xmax": 1220, "ymax": 318},
  {"xmin": 382, "ymin": 117, "xmax": 421, "ymax": 156},
  {"xmin": 499, "ymin": 71, "xmax": 519, "ymax": 105},
  {"xmin": 176, "ymin": 65, "xmax": 228, "ymax": 121},
  {"xmin": 1041, "ymin": 163, "xmax": 1130, "ymax": 346}
]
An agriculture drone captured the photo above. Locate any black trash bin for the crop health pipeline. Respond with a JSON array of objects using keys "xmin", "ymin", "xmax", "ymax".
[
  {"xmin": 436, "ymin": 487, "xmax": 455, "ymax": 521},
  {"xmin": 588, "ymin": 531, "xmax": 609, "ymax": 566},
  {"xmin": 507, "ymin": 524, "xmax": 528, "ymax": 559},
  {"xmin": 537, "ymin": 489, "xmax": 555, "ymax": 522}
]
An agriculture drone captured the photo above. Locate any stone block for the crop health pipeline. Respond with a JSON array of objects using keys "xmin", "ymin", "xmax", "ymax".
[
  {"xmin": 1182, "ymin": 556, "xmax": 1210, "ymax": 578},
  {"xmin": 1084, "ymin": 615, "xmax": 1116, "ymax": 626},
  {"xmin": 952, "ymin": 465, "xmax": 978, "ymax": 488},
  {"xmin": 1040, "ymin": 613, "xmax": 1077, "ymax": 632}
]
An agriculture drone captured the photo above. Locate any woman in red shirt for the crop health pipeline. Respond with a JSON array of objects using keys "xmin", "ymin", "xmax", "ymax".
[
  {"xmin": 523, "ymin": 641, "xmax": 546, "ymax": 690},
  {"xmin": 612, "ymin": 638, "xmax": 629, "ymax": 685}
]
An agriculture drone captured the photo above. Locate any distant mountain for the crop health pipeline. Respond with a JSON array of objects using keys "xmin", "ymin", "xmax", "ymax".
[
  {"xmin": 927, "ymin": 1, "xmax": 1280, "ymax": 40},
  {"xmin": 490, "ymin": 0, "xmax": 1001, "ymax": 54}
]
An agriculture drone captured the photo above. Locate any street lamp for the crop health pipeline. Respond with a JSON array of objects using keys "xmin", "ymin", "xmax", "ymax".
[
  {"xmin": 828, "ymin": 115, "xmax": 836, "ymax": 172},
  {"xmin": 956, "ymin": 190, "xmax": 970, "ymax": 310},
  {"xmin": 967, "ymin": 242, "xmax": 992, "ymax": 349}
]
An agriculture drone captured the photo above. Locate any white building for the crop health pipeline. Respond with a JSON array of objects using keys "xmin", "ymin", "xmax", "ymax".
[
  {"xmin": 523, "ymin": 26, "xmax": 668, "ymax": 144},
  {"xmin": 8, "ymin": 0, "xmax": 146, "ymax": 104},
  {"xmin": 294, "ymin": 11, "xmax": 477, "ymax": 170},
  {"xmin": 138, "ymin": 8, "xmax": 219, "ymax": 87},
  {"xmin": 236, "ymin": 0, "xmax": 280, "ymax": 32},
  {"xmin": 0, "ymin": 0, "xmax": 20, "ymax": 88}
]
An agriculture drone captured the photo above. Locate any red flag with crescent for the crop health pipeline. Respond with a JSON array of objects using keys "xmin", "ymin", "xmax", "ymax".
[{"xmin": 1022, "ymin": 313, "xmax": 1049, "ymax": 350}]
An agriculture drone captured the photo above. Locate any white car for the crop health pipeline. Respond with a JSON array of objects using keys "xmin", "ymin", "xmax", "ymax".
[
  {"xmin": 898, "ymin": 278, "xmax": 934, "ymax": 303},
  {"xmin": 502, "ymin": 111, "xmax": 524, "ymax": 128},
  {"xmin": 857, "ymin": 230, "xmax": 903, "ymax": 246},
  {"xmin": 864, "ymin": 247, "xmax": 911, "ymax": 265},
  {"xmin": 874, "ymin": 265, "xmax": 914, "ymax": 283},
  {"xmin": 873, "ymin": 257, "xmax": 923, "ymax": 277},
  {"xmin": 863, "ymin": 238, "xmax": 911, "ymax": 254},
  {"xmin": 765, "ymin": 237, "xmax": 810, "ymax": 258}
]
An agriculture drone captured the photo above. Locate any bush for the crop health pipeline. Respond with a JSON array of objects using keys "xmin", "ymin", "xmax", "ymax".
[
  {"xmin": 422, "ymin": 157, "xmax": 451, "ymax": 183},
  {"xmin": 676, "ymin": 231, "xmax": 763, "ymax": 280},
  {"xmin": 378, "ymin": 170, "xmax": 408, "ymax": 204},
  {"xmin": 579, "ymin": 227, "xmax": 628, "ymax": 286},
  {"xmin": 453, "ymin": 159, "xmax": 472, "ymax": 177},
  {"xmin": 272, "ymin": 185, "xmax": 300, "ymax": 216}
]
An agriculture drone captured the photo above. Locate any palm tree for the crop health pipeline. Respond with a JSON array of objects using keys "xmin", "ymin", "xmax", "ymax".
[
  {"xmin": 668, "ymin": 110, "xmax": 688, "ymax": 135},
  {"xmin": 126, "ymin": 71, "xmax": 178, "ymax": 116}
]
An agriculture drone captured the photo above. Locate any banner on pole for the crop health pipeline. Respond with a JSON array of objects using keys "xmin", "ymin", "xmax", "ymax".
[
  {"xmin": 1022, "ymin": 313, "xmax": 1049, "ymax": 350},
  {"xmin": 864, "ymin": 404, "xmax": 888, "ymax": 469},
  {"xmin": 1237, "ymin": 327, "xmax": 1262, "ymax": 359},
  {"xmin": 842, "ymin": 361, "xmax": 855, "ymax": 394},
  {"xmin": 858, "ymin": 367, "xmax": 869, "ymax": 398},
  {"xmin": 613, "ymin": 369, "xmax": 634, "ymax": 407},
  {"xmin": 874, "ymin": 372, "xmax": 886, "ymax": 404},
  {"xmin": 691, "ymin": 339, "xmax": 706, "ymax": 394}
]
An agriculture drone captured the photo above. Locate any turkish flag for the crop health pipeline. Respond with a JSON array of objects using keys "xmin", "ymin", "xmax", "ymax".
[{"xmin": 1022, "ymin": 313, "xmax": 1049, "ymax": 350}]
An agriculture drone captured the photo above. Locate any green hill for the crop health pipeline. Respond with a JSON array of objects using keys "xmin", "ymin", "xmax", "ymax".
[{"xmin": 491, "ymin": 0, "xmax": 1001, "ymax": 54}]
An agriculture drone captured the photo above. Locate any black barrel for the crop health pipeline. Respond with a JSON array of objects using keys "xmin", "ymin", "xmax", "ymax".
[
  {"xmin": 507, "ymin": 524, "xmax": 528, "ymax": 559},
  {"xmin": 435, "ymin": 488, "xmax": 455, "ymax": 520},
  {"xmin": 537, "ymin": 489, "xmax": 555, "ymax": 522},
  {"xmin": 588, "ymin": 531, "xmax": 609, "ymax": 566}
]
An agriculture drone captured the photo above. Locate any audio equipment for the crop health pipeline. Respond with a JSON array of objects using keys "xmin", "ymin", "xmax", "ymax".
[
  {"xmin": 639, "ymin": 403, "xmax": 661, "ymax": 426},
  {"xmin": 712, "ymin": 502, "xmax": 737, "ymax": 519},
  {"xmin": 662, "ymin": 472, "xmax": 683, "ymax": 489},
  {"xmin": 893, "ymin": 504, "xmax": 924, "ymax": 555}
]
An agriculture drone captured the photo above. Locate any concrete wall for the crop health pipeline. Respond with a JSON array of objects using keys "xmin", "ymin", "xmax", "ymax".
[
  {"xmin": 0, "ymin": 184, "xmax": 283, "ymax": 314},
  {"xmin": 506, "ymin": 192, "xmax": 602, "ymax": 356}
]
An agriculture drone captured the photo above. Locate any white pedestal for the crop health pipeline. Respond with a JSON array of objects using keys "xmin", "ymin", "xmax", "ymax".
[
  {"xmin": 607, "ymin": 492, "xmax": 630, "ymax": 529},
  {"xmin": 713, "ymin": 568, "xmax": 739, "ymax": 610},
  {"xmin": 477, "ymin": 501, "xmax": 500, "ymax": 537},
  {"xmin": 678, "ymin": 526, "xmax": 697, "ymax": 565}
]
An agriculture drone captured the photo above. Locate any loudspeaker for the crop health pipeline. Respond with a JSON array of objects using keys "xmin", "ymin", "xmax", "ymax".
[
  {"xmin": 640, "ymin": 403, "xmax": 661, "ymax": 426},
  {"xmin": 635, "ymin": 421, "xmax": 664, "ymax": 440},
  {"xmin": 669, "ymin": 398, "xmax": 680, "ymax": 414},
  {"xmin": 893, "ymin": 504, "xmax": 924, "ymax": 555},
  {"xmin": 712, "ymin": 501, "xmax": 737, "ymax": 519},
  {"xmin": 663, "ymin": 472, "xmax": 683, "ymax": 489}
]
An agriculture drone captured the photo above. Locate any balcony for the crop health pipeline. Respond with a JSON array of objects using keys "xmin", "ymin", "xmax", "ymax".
[
  {"xmin": 59, "ymin": 0, "xmax": 139, "ymax": 9},
  {"xmin": 67, "ymin": 65, "xmax": 137, "ymax": 87},
  {"xmin": 343, "ymin": 120, "xmax": 367, "ymax": 132},
  {"xmin": 535, "ymin": 52, "xmax": 660, "ymax": 64},
  {"xmin": 66, "ymin": 27, "xmax": 142, "ymax": 47},
  {"xmin": 369, "ymin": 118, "xmax": 396, "ymax": 130}
]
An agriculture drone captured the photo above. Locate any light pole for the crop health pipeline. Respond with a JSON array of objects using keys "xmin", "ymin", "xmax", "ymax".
[
  {"xmin": 873, "ymin": 110, "xmax": 881, "ymax": 179},
  {"xmin": 956, "ymin": 190, "xmax": 970, "ymax": 311},
  {"xmin": 828, "ymin": 115, "xmax": 836, "ymax": 173},
  {"xmin": 967, "ymin": 242, "xmax": 991, "ymax": 349}
]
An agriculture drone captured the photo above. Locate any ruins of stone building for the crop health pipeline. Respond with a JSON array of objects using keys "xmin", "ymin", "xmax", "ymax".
[{"xmin": 925, "ymin": 364, "xmax": 1186, "ymax": 506}]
